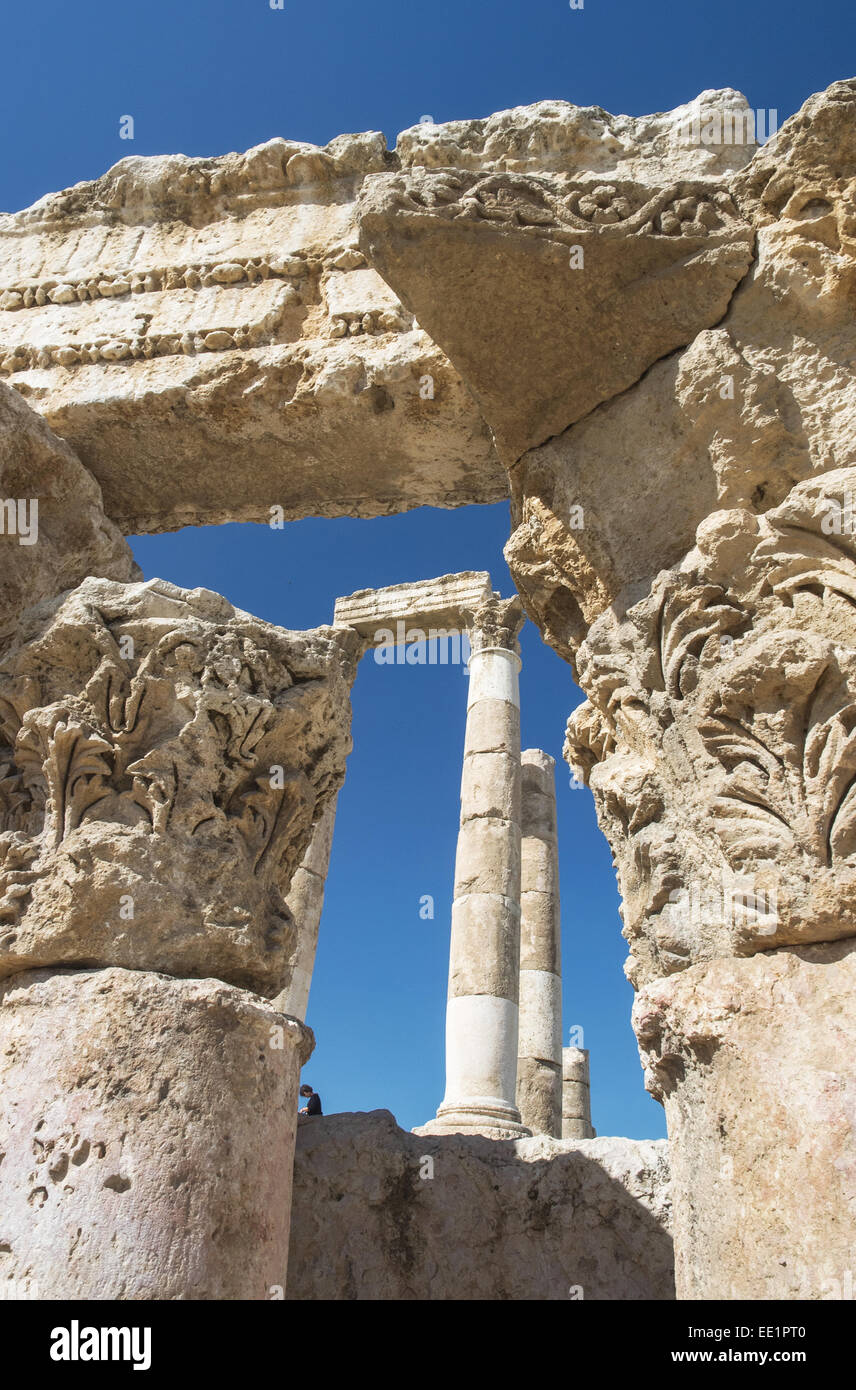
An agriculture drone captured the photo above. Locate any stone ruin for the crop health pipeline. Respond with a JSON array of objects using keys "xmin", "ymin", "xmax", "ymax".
[{"xmin": 0, "ymin": 77, "xmax": 854, "ymax": 1301}]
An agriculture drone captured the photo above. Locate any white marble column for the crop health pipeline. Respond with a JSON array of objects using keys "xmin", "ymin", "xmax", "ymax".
[
  {"xmin": 562, "ymin": 1047, "xmax": 595, "ymax": 1139},
  {"xmin": 275, "ymin": 796, "xmax": 338, "ymax": 1022},
  {"xmin": 418, "ymin": 596, "xmax": 529, "ymax": 1138},
  {"xmin": 516, "ymin": 749, "xmax": 563, "ymax": 1136}
]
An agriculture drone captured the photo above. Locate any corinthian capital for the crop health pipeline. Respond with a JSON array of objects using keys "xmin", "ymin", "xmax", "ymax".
[
  {"xmin": 566, "ymin": 469, "xmax": 856, "ymax": 988},
  {"xmin": 466, "ymin": 594, "xmax": 525, "ymax": 654},
  {"xmin": 0, "ymin": 577, "xmax": 360, "ymax": 995}
]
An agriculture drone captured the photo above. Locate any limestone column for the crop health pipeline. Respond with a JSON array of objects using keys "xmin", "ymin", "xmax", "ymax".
[
  {"xmin": 562, "ymin": 1047, "xmax": 595, "ymax": 1139},
  {"xmin": 0, "ymin": 577, "xmax": 360, "ymax": 1298},
  {"xmin": 418, "ymin": 595, "xmax": 529, "ymax": 1138},
  {"xmin": 276, "ymin": 796, "xmax": 338, "ymax": 1022},
  {"xmin": 516, "ymin": 749, "xmax": 563, "ymax": 1136}
]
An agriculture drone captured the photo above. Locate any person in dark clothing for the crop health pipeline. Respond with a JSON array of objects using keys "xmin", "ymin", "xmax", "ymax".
[{"xmin": 299, "ymin": 1084, "xmax": 322, "ymax": 1116}]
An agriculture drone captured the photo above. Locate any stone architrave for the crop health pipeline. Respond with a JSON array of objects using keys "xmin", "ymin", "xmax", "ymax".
[
  {"xmin": 0, "ymin": 576, "xmax": 361, "ymax": 1298},
  {"xmin": 0, "ymin": 142, "xmax": 503, "ymax": 533},
  {"xmin": 516, "ymin": 749, "xmax": 563, "ymax": 1137},
  {"xmin": 562, "ymin": 1047, "xmax": 595, "ymax": 1140},
  {"xmin": 418, "ymin": 594, "xmax": 529, "ymax": 1138}
]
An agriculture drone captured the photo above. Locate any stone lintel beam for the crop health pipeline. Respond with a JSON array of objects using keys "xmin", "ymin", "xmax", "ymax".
[
  {"xmin": 0, "ymin": 137, "xmax": 504, "ymax": 534},
  {"xmin": 333, "ymin": 570, "xmax": 493, "ymax": 645}
]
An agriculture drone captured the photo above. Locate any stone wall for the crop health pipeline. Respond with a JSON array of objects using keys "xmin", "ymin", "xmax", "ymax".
[{"xmin": 287, "ymin": 1110, "xmax": 673, "ymax": 1300}]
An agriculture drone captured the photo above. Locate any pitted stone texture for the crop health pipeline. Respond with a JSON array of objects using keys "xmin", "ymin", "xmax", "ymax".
[
  {"xmin": 395, "ymin": 93, "xmax": 759, "ymax": 181},
  {"xmin": 634, "ymin": 940, "xmax": 856, "ymax": 1300},
  {"xmin": 0, "ymin": 138, "xmax": 502, "ymax": 532},
  {"xmin": 0, "ymin": 382, "xmax": 137, "ymax": 649},
  {"xmin": 359, "ymin": 93, "xmax": 756, "ymax": 463},
  {"xmin": 507, "ymin": 80, "xmax": 856, "ymax": 662},
  {"xmin": 287, "ymin": 1110, "xmax": 673, "ymax": 1300},
  {"xmin": 0, "ymin": 577, "xmax": 361, "ymax": 994},
  {"xmin": 565, "ymin": 469, "xmax": 856, "ymax": 989},
  {"xmin": 0, "ymin": 966, "xmax": 312, "ymax": 1300}
]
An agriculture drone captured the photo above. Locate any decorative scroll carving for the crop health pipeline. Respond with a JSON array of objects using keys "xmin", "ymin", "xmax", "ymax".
[
  {"xmin": 0, "ymin": 578, "xmax": 361, "ymax": 995},
  {"xmin": 376, "ymin": 169, "xmax": 746, "ymax": 246},
  {"xmin": 566, "ymin": 468, "xmax": 856, "ymax": 987}
]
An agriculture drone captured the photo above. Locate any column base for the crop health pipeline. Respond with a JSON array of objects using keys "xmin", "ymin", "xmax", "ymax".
[{"xmin": 414, "ymin": 1099, "xmax": 531, "ymax": 1140}]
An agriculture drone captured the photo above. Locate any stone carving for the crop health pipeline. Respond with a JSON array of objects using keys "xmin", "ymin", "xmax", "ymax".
[
  {"xmin": 2, "ymin": 78, "xmax": 855, "ymax": 1302},
  {"xmin": 0, "ymin": 136, "xmax": 503, "ymax": 533},
  {"xmin": 0, "ymin": 577, "xmax": 361, "ymax": 994},
  {"xmin": 358, "ymin": 94, "xmax": 757, "ymax": 465},
  {"xmin": 507, "ymin": 81, "xmax": 856, "ymax": 661},
  {"xmin": 348, "ymin": 81, "xmax": 856, "ymax": 1300},
  {"xmin": 565, "ymin": 468, "xmax": 856, "ymax": 987}
]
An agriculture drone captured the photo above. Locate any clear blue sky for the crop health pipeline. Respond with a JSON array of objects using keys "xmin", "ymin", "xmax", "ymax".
[{"xmin": 3, "ymin": 0, "xmax": 853, "ymax": 1137}]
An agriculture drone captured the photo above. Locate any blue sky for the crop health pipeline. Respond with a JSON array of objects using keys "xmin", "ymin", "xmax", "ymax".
[{"xmin": 3, "ymin": 0, "xmax": 853, "ymax": 1137}]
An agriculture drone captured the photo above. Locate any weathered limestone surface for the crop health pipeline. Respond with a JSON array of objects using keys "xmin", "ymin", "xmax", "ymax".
[
  {"xmin": 0, "ymin": 382, "xmax": 137, "ymax": 648},
  {"xmin": 550, "ymin": 84, "xmax": 856, "ymax": 1300},
  {"xmin": 0, "ymin": 572, "xmax": 359, "ymax": 1301},
  {"xmin": 0, "ymin": 967, "xmax": 312, "ymax": 1300},
  {"xmin": 287, "ymin": 1110, "xmax": 673, "ymax": 1300},
  {"xmin": 359, "ymin": 93, "xmax": 757, "ymax": 463},
  {"xmin": 333, "ymin": 570, "xmax": 492, "ymax": 642},
  {"xmin": 508, "ymin": 79, "xmax": 856, "ymax": 659},
  {"xmin": 3, "ymin": 80, "xmax": 854, "ymax": 1301},
  {"xmin": 0, "ymin": 577, "xmax": 361, "ymax": 995},
  {"xmin": 0, "ymin": 138, "xmax": 502, "ymax": 532},
  {"xmin": 276, "ymin": 796, "xmax": 337, "ymax": 1021},
  {"xmin": 563, "ymin": 1047, "xmax": 595, "ymax": 1140},
  {"xmin": 351, "ymin": 79, "xmax": 856, "ymax": 1300},
  {"xmin": 517, "ymin": 749, "xmax": 562, "ymax": 1137},
  {"xmin": 634, "ymin": 940, "xmax": 856, "ymax": 1300}
]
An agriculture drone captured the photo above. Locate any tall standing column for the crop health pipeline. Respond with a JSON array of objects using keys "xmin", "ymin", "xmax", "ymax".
[
  {"xmin": 516, "ymin": 749, "xmax": 563, "ymax": 1136},
  {"xmin": 418, "ymin": 596, "xmax": 529, "ymax": 1138},
  {"xmin": 276, "ymin": 796, "xmax": 338, "ymax": 1022}
]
